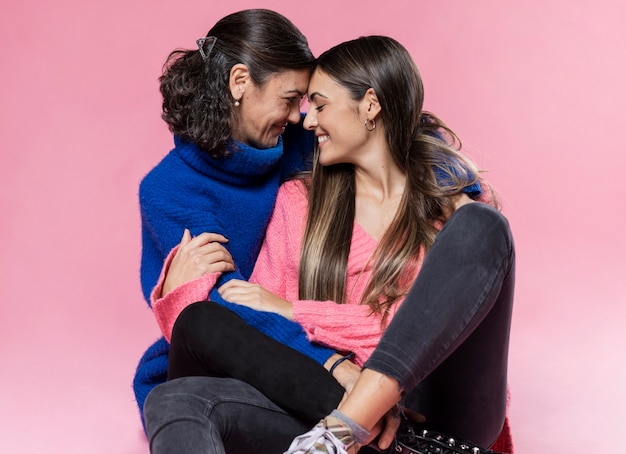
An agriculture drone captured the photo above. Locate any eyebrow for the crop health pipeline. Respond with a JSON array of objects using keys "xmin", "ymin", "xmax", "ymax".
[
  {"xmin": 307, "ymin": 92, "xmax": 327, "ymax": 102},
  {"xmin": 283, "ymin": 89, "xmax": 305, "ymax": 96}
]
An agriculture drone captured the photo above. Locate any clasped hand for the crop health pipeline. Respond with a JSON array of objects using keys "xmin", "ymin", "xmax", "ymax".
[
  {"xmin": 162, "ymin": 229, "xmax": 235, "ymax": 296},
  {"xmin": 163, "ymin": 230, "xmax": 293, "ymax": 319},
  {"xmin": 218, "ymin": 279, "xmax": 294, "ymax": 320}
]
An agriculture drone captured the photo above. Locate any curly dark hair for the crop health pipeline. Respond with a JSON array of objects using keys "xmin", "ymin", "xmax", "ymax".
[{"xmin": 159, "ymin": 9, "xmax": 315, "ymax": 158}]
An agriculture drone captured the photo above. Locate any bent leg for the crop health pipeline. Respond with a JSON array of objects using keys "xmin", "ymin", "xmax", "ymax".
[
  {"xmin": 145, "ymin": 376, "xmax": 312, "ymax": 454},
  {"xmin": 365, "ymin": 203, "xmax": 515, "ymax": 446},
  {"xmin": 168, "ymin": 301, "xmax": 344, "ymax": 423}
]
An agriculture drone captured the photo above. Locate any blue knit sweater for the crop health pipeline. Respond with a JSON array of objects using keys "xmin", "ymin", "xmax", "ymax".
[{"xmin": 133, "ymin": 121, "xmax": 334, "ymax": 425}]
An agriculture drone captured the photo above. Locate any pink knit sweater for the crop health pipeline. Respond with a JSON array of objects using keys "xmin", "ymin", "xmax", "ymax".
[{"xmin": 151, "ymin": 179, "xmax": 421, "ymax": 365}]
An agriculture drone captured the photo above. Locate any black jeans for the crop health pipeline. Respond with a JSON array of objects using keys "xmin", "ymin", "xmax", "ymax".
[
  {"xmin": 145, "ymin": 202, "xmax": 514, "ymax": 452},
  {"xmin": 167, "ymin": 300, "xmax": 345, "ymax": 423}
]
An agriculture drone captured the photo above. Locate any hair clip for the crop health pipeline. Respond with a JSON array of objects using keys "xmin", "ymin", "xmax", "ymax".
[{"xmin": 196, "ymin": 36, "xmax": 217, "ymax": 60}]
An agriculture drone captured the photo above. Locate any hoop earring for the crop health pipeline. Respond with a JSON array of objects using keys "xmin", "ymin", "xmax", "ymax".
[{"xmin": 364, "ymin": 118, "xmax": 376, "ymax": 131}]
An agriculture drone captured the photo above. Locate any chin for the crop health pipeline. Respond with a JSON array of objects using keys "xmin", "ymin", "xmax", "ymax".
[
  {"xmin": 318, "ymin": 157, "xmax": 336, "ymax": 167},
  {"xmin": 262, "ymin": 135, "xmax": 280, "ymax": 148},
  {"xmin": 248, "ymin": 137, "xmax": 279, "ymax": 149},
  {"xmin": 318, "ymin": 151, "xmax": 338, "ymax": 167}
]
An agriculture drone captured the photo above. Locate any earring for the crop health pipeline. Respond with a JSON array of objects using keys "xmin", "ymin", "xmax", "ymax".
[
  {"xmin": 234, "ymin": 99, "xmax": 240, "ymax": 107},
  {"xmin": 364, "ymin": 118, "xmax": 376, "ymax": 131}
]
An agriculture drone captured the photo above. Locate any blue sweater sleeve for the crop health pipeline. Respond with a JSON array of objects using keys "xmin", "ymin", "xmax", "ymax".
[
  {"xmin": 139, "ymin": 160, "xmax": 227, "ymax": 304},
  {"xmin": 208, "ymin": 286, "xmax": 335, "ymax": 365}
]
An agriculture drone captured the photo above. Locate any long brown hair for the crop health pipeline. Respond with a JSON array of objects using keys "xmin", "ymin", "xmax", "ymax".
[{"xmin": 298, "ymin": 36, "xmax": 488, "ymax": 322}]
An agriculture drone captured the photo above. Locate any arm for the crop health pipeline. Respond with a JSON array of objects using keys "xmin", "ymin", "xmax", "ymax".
[
  {"xmin": 139, "ymin": 155, "xmax": 229, "ymax": 304},
  {"xmin": 150, "ymin": 230, "xmax": 234, "ymax": 342},
  {"xmin": 292, "ymin": 300, "xmax": 394, "ymax": 366},
  {"xmin": 218, "ymin": 180, "xmax": 394, "ymax": 366}
]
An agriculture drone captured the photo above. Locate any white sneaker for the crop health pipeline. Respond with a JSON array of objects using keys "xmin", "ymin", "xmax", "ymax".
[{"xmin": 285, "ymin": 416, "xmax": 358, "ymax": 454}]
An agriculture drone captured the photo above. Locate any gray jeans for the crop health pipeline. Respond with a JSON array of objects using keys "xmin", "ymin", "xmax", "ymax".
[
  {"xmin": 145, "ymin": 202, "xmax": 515, "ymax": 452},
  {"xmin": 145, "ymin": 376, "xmax": 311, "ymax": 453},
  {"xmin": 367, "ymin": 202, "xmax": 515, "ymax": 447}
]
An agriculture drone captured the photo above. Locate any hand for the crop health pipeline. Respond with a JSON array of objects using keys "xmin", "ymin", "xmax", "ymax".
[
  {"xmin": 163, "ymin": 229, "xmax": 235, "ymax": 296},
  {"xmin": 374, "ymin": 406, "xmax": 426, "ymax": 450},
  {"xmin": 218, "ymin": 279, "xmax": 294, "ymax": 319}
]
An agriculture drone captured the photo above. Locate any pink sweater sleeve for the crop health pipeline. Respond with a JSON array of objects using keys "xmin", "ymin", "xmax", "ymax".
[
  {"xmin": 151, "ymin": 245, "xmax": 219, "ymax": 342},
  {"xmin": 293, "ymin": 300, "xmax": 400, "ymax": 366},
  {"xmin": 248, "ymin": 180, "xmax": 307, "ymax": 302}
]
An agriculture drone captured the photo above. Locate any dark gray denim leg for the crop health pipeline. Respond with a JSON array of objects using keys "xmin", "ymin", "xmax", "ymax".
[
  {"xmin": 365, "ymin": 202, "xmax": 515, "ymax": 447},
  {"xmin": 145, "ymin": 376, "xmax": 311, "ymax": 454}
]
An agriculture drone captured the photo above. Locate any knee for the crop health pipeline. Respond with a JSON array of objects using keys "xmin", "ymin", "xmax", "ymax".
[
  {"xmin": 454, "ymin": 203, "xmax": 514, "ymax": 251},
  {"xmin": 144, "ymin": 378, "xmax": 209, "ymax": 436},
  {"xmin": 171, "ymin": 301, "xmax": 241, "ymax": 352},
  {"xmin": 144, "ymin": 380, "xmax": 180, "ymax": 436},
  {"xmin": 174, "ymin": 301, "xmax": 213, "ymax": 332},
  {"xmin": 172, "ymin": 301, "xmax": 223, "ymax": 342}
]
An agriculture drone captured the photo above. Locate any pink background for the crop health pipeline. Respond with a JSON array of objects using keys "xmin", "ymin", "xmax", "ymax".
[{"xmin": 1, "ymin": 1, "xmax": 625, "ymax": 452}]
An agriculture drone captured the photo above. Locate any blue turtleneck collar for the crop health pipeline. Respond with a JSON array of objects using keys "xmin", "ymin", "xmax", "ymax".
[{"xmin": 173, "ymin": 135, "xmax": 284, "ymax": 185}]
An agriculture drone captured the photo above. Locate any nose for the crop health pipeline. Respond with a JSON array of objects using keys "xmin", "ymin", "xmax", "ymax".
[
  {"xmin": 287, "ymin": 104, "xmax": 302, "ymax": 125},
  {"xmin": 303, "ymin": 109, "xmax": 316, "ymax": 130}
]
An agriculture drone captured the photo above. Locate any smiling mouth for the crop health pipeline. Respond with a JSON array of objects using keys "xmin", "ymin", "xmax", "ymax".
[{"xmin": 317, "ymin": 135, "xmax": 329, "ymax": 145}]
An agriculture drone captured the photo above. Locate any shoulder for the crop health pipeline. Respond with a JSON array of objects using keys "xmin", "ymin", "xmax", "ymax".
[
  {"xmin": 275, "ymin": 179, "xmax": 309, "ymax": 214},
  {"xmin": 278, "ymin": 178, "xmax": 308, "ymax": 199},
  {"xmin": 140, "ymin": 145, "xmax": 184, "ymax": 188},
  {"xmin": 139, "ymin": 146, "xmax": 211, "ymax": 211}
]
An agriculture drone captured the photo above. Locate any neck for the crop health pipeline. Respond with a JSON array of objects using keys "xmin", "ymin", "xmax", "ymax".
[
  {"xmin": 353, "ymin": 146, "xmax": 406, "ymax": 203},
  {"xmin": 352, "ymin": 144, "xmax": 406, "ymax": 242}
]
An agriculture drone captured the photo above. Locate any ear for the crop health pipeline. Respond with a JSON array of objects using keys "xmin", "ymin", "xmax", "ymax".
[
  {"xmin": 362, "ymin": 87, "xmax": 382, "ymax": 119},
  {"xmin": 229, "ymin": 63, "xmax": 249, "ymax": 101}
]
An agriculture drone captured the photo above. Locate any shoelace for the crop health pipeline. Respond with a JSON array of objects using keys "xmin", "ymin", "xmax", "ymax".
[{"xmin": 284, "ymin": 422, "xmax": 352, "ymax": 454}]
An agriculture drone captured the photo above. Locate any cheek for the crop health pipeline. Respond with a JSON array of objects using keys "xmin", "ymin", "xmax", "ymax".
[
  {"xmin": 256, "ymin": 105, "xmax": 277, "ymax": 125},
  {"xmin": 270, "ymin": 102, "xmax": 291, "ymax": 120}
]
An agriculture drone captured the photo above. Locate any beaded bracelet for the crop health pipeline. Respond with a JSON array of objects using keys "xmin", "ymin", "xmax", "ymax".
[{"xmin": 329, "ymin": 352, "xmax": 356, "ymax": 375}]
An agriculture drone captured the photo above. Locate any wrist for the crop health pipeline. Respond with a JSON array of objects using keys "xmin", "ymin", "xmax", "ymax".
[
  {"xmin": 330, "ymin": 352, "xmax": 356, "ymax": 375},
  {"xmin": 324, "ymin": 353, "xmax": 343, "ymax": 372}
]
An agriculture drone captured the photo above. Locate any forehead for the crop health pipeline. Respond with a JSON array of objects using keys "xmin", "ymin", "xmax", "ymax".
[
  {"xmin": 264, "ymin": 69, "xmax": 310, "ymax": 95},
  {"xmin": 307, "ymin": 69, "xmax": 346, "ymax": 101}
]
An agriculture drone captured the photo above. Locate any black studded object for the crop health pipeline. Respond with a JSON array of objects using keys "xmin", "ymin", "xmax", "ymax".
[{"xmin": 382, "ymin": 416, "xmax": 502, "ymax": 454}]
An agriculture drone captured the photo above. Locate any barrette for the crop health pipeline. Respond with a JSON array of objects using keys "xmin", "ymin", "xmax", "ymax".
[{"xmin": 197, "ymin": 36, "xmax": 217, "ymax": 60}]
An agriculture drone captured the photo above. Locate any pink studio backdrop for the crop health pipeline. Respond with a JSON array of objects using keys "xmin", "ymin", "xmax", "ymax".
[{"xmin": 1, "ymin": 1, "xmax": 624, "ymax": 452}]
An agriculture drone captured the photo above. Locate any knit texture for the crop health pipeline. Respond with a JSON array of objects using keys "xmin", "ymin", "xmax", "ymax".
[
  {"xmin": 152, "ymin": 180, "xmax": 403, "ymax": 366},
  {"xmin": 153, "ymin": 177, "xmax": 489, "ymax": 366},
  {"xmin": 132, "ymin": 120, "xmax": 331, "ymax": 428}
]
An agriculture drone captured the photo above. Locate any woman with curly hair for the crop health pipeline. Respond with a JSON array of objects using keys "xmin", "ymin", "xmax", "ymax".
[{"xmin": 132, "ymin": 8, "xmax": 330, "ymax": 429}]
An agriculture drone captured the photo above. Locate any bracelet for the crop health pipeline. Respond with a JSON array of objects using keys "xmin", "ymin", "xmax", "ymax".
[{"xmin": 329, "ymin": 352, "xmax": 355, "ymax": 375}]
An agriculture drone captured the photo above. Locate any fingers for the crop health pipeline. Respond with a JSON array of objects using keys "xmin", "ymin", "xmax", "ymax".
[
  {"xmin": 218, "ymin": 280, "xmax": 258, "ymax": 301},
  {"xmin": 376, "ymin": 407, "xmax": 402, "ymax": 450},
  {"xmin": 181, "ymin": 228, "xmax": 192, "ymax": 245},
  {"xmin": 173, "ymin": 235, "xmax": 235, "ymax": 276},
  {"xmin": 185, "ymin": 231, "xmax": 229, "ymax": 248},
  {"xmin": 218, "ymin": 279, "xmax": 250, "ymax": 291},
  {"xmin": 198, "ymin": 250, "xmax": 235, "ymax": 273},
  {"xmin": 178, "ymin": 232, "xmax": 233, "ymax": 265}
]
